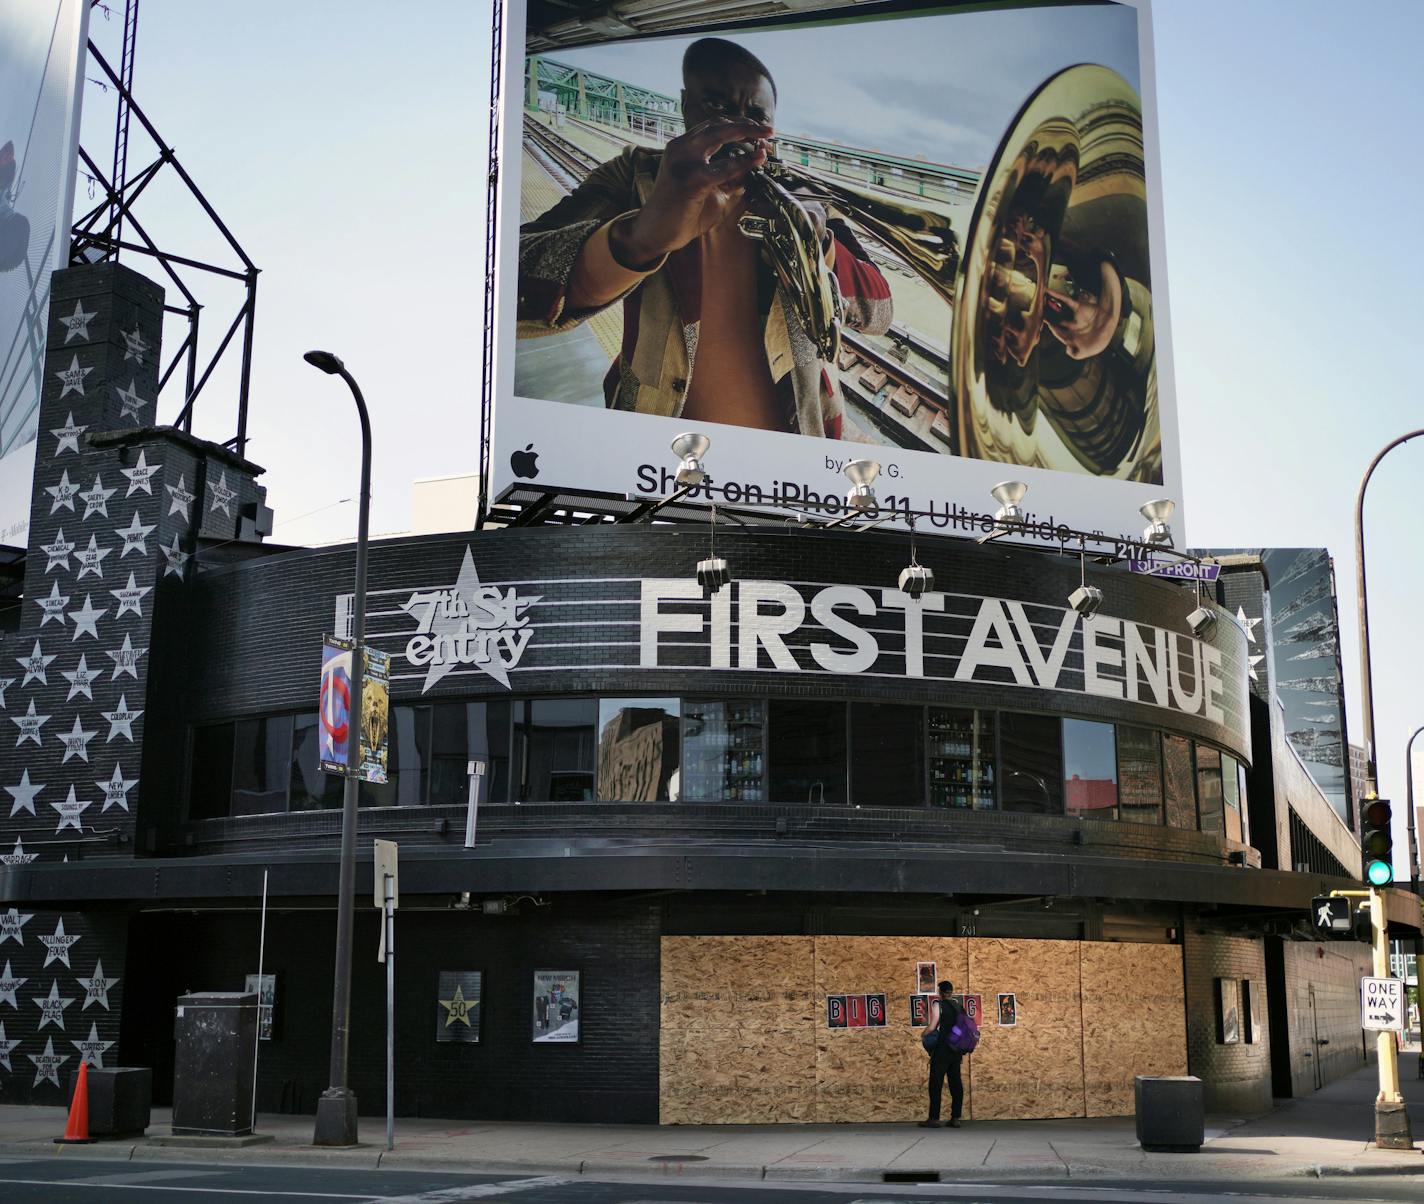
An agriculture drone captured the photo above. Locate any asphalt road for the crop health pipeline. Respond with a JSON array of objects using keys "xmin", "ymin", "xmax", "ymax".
[{"xmin": 0, "ymin": 1157, "xmax": 1422, "ymax": 1203}]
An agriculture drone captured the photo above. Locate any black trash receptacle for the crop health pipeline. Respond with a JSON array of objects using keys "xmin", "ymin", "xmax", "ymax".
[
  {"xmin": 172, "ymin": 992, "xmax": 257, "ymax": 1137},
  {"xmin": 1135, "ymin": 1075, "xmax": 1204, "ymax": 1152},
  {"xmin": 67, "ymin": 1067, "xmax": 152, "ymax": 1138}
]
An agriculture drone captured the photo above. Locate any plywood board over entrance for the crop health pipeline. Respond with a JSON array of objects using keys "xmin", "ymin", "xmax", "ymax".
[
  {"xmin": 968, "ymin": 938, "xmax": 1084, "ymax": 1120},
  {"xmin": 1080, "ymin": 941, "xmax": 1188, "ymax": 1115}
]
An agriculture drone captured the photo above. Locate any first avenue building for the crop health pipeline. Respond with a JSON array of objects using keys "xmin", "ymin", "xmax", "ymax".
[{"xmin": 0, "ymin": 263, "xmax": 1418, "ymax": 1126}]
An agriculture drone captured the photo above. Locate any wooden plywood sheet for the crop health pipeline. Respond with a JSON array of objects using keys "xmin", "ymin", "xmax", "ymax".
[
  {"xmin": 660, "ymin": 936, "xmax": 817, "ymax": 1123},
  {"xmin": 969, "ymin": 938, "xmax": 1084, "ymax": 1120},
  {"xmin": 1080, "ymin": 942, "xmax": 1187, "ymax": 1116}
]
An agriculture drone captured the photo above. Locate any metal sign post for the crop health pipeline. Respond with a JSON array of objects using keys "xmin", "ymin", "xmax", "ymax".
[
  {"xmin": 374, "ymin": 840, "xmax": 398, "ymax": 1152},
  {"xmin": 465, "ymin": 760, "xmax": 487, "ymax": 848}
]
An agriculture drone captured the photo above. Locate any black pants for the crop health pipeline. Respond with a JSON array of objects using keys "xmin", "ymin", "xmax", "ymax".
[{"xmin": 928, "ymin": 1047, "xmax": 964, "ymax": 1121}]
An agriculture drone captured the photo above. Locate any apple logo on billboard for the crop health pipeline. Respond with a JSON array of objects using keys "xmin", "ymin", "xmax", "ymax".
[{"xmin": 510, "ymin": 444, "xmax": 540, "ymax": 479}]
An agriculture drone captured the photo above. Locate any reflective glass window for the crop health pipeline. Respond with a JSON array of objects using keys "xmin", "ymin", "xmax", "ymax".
[
  {"xmin": 682, "ymin": 700, "xmax": 765, "ymax": 802},
  {"xmin": 1196, "ymin": 745, "xmax": 1225, "ymax": 835},
  {"xmin": 853, "ymin": 703, "xmax": 924, "ymax": 808},
  {"xmin": 1116, "ymin": 726, "xmax": 1163, "ymax": 824},
  {"xmin": 927, "ymin": 707, "xmax": 995, "ymax": 810},
  {"xmin": 768, "ymin": 700, "xmax": 847, "ymax": 805},
  {"xmin": 999, "ymin": 712, "xmax": 1062, "ymax": 814},
  {"xmin": 189, "ymin": 723, "xmax": 235, "ymax": 820},
  {"xmin": 290, "ymin": 714, "xmax": 344, "ymax": 811},
  {"xmin": 1162, "ymin": 734, "xmax": 1197, "ymax": 829},
  {"xmin": 597, "ymin": 699, "xmax": 681, "ymax": 801},
  {"xmin": 1221, "ymin": 752, "xmax": 1244, "ymax": 844},
  {"xmin": 1063, "ymin": 719, "xmax": 1118, "ymax": 820},
  {"xmin": 516, "ymin": 699, "xmax": 596, "ymax": 801},
  {"xmin": 232, "ymin": 716, "xmax": 292, "ymax": 815}
]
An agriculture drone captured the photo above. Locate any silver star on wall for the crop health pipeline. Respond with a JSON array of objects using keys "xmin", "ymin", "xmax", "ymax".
[
  {"xmin": 166, "ymin": 474, "xmax": 195, "ymax": 519},
  {"xmin": 0, "ymin": 1021, "xmax": 18, "ymax": 1071},
  {"xmin": 45, "ymin": 469, "xmax": 78, "ymax": 514},
  {"xmin": 50, "ymin": 412, "xmax": 88, "ymax": 456},
  {"xmin": 1235, "ymin": 606, "xmax": 1263, "ymax": 644},
  {"xmin": 62, "ymin": 655, "xmax": 101, "ymax": 702},
  {"xmin": 34, "ymin": 982, "xmax": 75, "ymax": 1032},
  {"xmin": 58, "ymin": 300, "xmax": 97, "ymax": 343},
  {"xmin": 13, "ymin": 699, "xmax": 51, "ymax": 747},
  {"xmin": 72, "ymin": 1022, "xmax": 114, "ymax": 1068},
  {"xmin": 0, "ymin": 677, "xmax": 10, "ymax": 709},
  {"xmin": 42, "ymin": 528, "xmax": 75, "ymax": 573},
  {"xmin": 98, "ymin": 762, "xmax": 137, "ymax": 812},
  {"xmin": 4, "ymin": 769, "xmax": 43, "ymax": 817},
  {"xmin": 68, "ymin": 594, "xmax": 107, "ymax": 641},
  {"xmin": 52, "ymin": 785, "xmax": 90, "ymax": 833},
  {"xmin": 208, "ymin": 470, "xmax": 238, "ymax": 517},
  {"xmin": 80, "ymin": 474, "xmax": 116, "ymax": 521},
  {"xmin": 39, "ymin": 919, "xmax": 81, "ymax": 969},
  {"xmin": 0, "ymin": 960, "xmax": 27, "ymax": 1005},
  {"xmin": 78, "ymin": 960, "xmax": 118, "ymax": 1010},
  {"xmin": 110, "ymin": 572, "xmax": 152, "ymax": 619},
  {"xmin": 161, "ymin": 534, "xmax": 189, "ymax": 579},
  {"xmin": 102, "ymin": 695, "xmax": 142, "ymax": 742},
  {"xmin": 115, "ymin": 511, "xmax": 156, "ymax": 559},
  {"xmin": 18, "ymin": 640, "xmax": 56, "ymax": 687},
  {"xmin": 58, "ymin": 716, "xmax": 97, "ymax": 764},
  {"xmin": 36, "ymin": 581, "xmax": 70, "ymax": 628},
  {"xmin": 122, "ymin": 325, "xmax": 149, "ymax": 364},
  {"xmin": 0, "ymin": 909, "xmax": 34, "ymax": 946},
  {"xmin": 114, "ymin": 379, "xmax": 148, "ymax": 423},
  {"xmin": 76, "ymin": 534, "xmax": 112, "ymax": 580},
  {"xmin": 106, "ymin": 634, "xmax": 147, "ymax": 680},
  {"xmin": 120, "ymin": 450, "xmax": 161, "ymax": 496},
  {"xmin": 0, "ymin": 838, "xmax": 37, "ymax": 867},
  {"xmin": 28, "ymin": 1036, "xmax": 70, "ymax": 1087},
  {"xmin": 55, "ymin": 355, "xmax": 93, "ymax": 398}
]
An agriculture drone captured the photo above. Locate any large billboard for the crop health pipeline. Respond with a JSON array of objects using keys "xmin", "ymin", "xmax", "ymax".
[
  {"xmin": 0, "ymin": 0, "xmax": 88, "ymax": 546},
  {"xmin": 491, "ymin": 0, "xmax": 1179, "ymax": 544}
]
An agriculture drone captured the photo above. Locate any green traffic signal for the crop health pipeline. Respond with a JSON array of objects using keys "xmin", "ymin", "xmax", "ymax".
[
  {"xmin": 1360, "ymin": 796, "xmax": 1394, "ymax": 886},
  {"xmin": 1366, "ymin": 859, "xmax": 1395, "ymax": 887}
]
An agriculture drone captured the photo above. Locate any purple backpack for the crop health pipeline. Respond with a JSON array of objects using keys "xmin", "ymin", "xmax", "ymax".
[{"xmin": 947, "ymin": 1008, "xmax": 980, "ymax": 1054}]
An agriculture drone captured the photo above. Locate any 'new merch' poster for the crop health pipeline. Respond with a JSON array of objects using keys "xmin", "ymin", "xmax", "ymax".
[{"xmin": 532, "ymin": 970, "xmax": 580, "ymax": 1042}]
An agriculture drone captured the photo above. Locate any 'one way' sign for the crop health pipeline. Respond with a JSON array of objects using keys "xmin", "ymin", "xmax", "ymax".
[
  {"xmin": 1361, "ymin": 977, "xmax": 1404, "ymax": 1031},
  {"xmin": 1311, "ymin": 896, "xmax": 1351, "ymax": 935}
]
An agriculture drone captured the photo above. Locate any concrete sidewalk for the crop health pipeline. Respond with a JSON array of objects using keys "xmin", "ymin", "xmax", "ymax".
[{"xmin": 1, "ymin": 1064, "xmax": 1421, "ymax": 1184}]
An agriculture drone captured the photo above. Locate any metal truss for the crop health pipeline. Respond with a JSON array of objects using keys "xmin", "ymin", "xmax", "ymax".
[{"xmin": 69, "ymin": 3, "xmax": 259, "ymax": 458}]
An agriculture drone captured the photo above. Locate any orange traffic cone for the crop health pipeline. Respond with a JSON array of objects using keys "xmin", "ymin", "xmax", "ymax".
[{"xmin": 54, "ymin": 1058, "xmax": 97, "ymax": 1144}]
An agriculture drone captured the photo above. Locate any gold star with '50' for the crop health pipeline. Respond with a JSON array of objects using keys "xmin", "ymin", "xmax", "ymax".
[{"xmin": 439, "ymin": 983, "xmax": 476, "ymax": 1028}]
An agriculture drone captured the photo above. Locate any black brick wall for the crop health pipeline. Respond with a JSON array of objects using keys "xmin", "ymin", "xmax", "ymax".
[{"xmin": 1182, "ymin": 929, "xmax": 1272, "ymax": 1115}]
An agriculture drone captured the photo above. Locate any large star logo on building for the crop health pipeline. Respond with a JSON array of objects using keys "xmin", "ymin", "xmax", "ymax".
[
  {"xmin": 400, "ymin": 548, "xmax": 540, "ymax": 692},
  {"xmin": 208, "ymin": 470, "xmax": 237, "ymax": 518},
  {"xmin": 58, "ymin": 716, "xmax": 97, "ymax": 764},
  {"xmin": 35, "ymin": 980, "xmax": 77, "ymax": 1030},
  {"xmin": 78, "ymin": 960, "xmax": 118, "ymax": 1010},
  {"xmin": 40, "ymin": 919, "xmax": 81, "ymax": 969},
  {"xmin": 5, "ymin": 769, "xmax": 43, "ymax": 817},
  {"xmin": 18, "ymin": 639, "xmax": 56, "ymax": 687},
  {"xmin": 68, "ymin": 594, "xmax": 108, "ymax": 641},
  {"xmin": 111, "ymin": 572, "xmax": 152, "ymax": 619},
  {"xmin": 58, "ymin": 300, "xmax": 97, "ymax": 343},
  {"xmin": 0, "ymin": 1021, "xmax": 18, "ymax": 1072},
  {"xmin": 55, "ymin": 355, "xmax": 93, "ymax": 398},
  {"xmin": 13, "ymin": 699, "xmax": 51, "ymax": 747},
  {"xmin": 80, "ymin": 473, "xmax": 116, "ymax": 521},
  {"xmin": 120, "ymin": 450, "xmax": 161, "ymax": 496},
  {"xmin": 45, "ymin": 469, "xmax": 78, "ymax": 514},
  {"xmin": 28, "ymin": 1036, "xmax": 70, "ymax": 1088},
  {"xmin": 52, "ymin": 785, "xmax": 91, "ymax": 833},
  {"xmin": 114, "ymin": 379, "xmax": 149, "ymax": 423},
  {"xmin": 439, "ymin": 983, "xmax": 475, "ymax": 1028},
  {"xmin": 51, "ymin": 412, "xmax": 88, "ymax": 456},
  {"xmin": 62, "ymin": 655, "xmax": 102, "ymax": 702},
  {"xmin": 102, "ymin": 695, "xmax": 142, "ymax": 742},
  {"xmin": 0, "ymin": 960, "xmax": 27, "ymax": 1006},
  {"xmin": 116, "ymin": 511, "xmax": 155, "ymax": 559},
  {"xmin": 36, "ymin": 581, "xmax": 70, "ymax": 628},
  {"xmin": 76, "ymin": 534, "xmax": 112, "ymax": 580},
  {"xmin": 43, "ymin": 528, "xmax": 75, "ymax": 573},
  {"xmin": 166, "ymin": 474, "xmax": 195, "ymax": 519},
  {"xmin": 0, "ymin": 910, "xmax": 33, "ymax": 947},
  {"xmin": 0, "ymin": 838, "xmax": 37, "ymax": 867},
  {"xmin": 98, "ymin": 762, "xmax": 137, "ymax": 812},
  {"xmin": 1248, "ymin": 654, "xmax": 1265, "ymax": 683},
  {"xmin": 107, "ymin": 634, "xmax": 147, "ymax": 680},
  {"xmin": 161, "ymin": 533, "xmax": 190, "ymax": 580},
  {"xmin": 73, "ymin": 1022, "xmax": 114, "ymax": 1068},
  {"xmin": 1235, "ymin": 607, "xmax": 1262, "ymax": 645},
  {"xmin": 122, "ymin": 324, "xmax": 149, "ymax": 364}
]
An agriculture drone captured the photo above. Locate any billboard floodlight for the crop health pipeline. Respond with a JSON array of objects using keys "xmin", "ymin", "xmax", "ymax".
[
  {"xmin": 1140, "ymin": 498, "xmax": 1176, "ymax": 546},
  {"xmin": 898, "ymin": 518, "xmax": 934, "ymax": 598},
  {"xmin": 1186, "ymin": 605, "xmax": 1216, "ymax": 637},
  {"xmin": 1069, "ymin": 540, "xmax": 1102, "ymax": 617},
  {"xmin": 991, "ymin": 480, "xmax": 1028, "ymax": 525},
  {"xmin": 843, "ymin": 459, "xmax": 880, "ymax": 511},
  {"xmin": 671, "ymin": 432, "xmax": 711, "ymax": 486}
]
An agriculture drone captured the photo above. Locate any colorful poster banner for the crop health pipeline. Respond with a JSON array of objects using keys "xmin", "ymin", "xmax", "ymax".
[{"xmin": 318, "ymin": 636, "xmax": 353, "ymax": 775}]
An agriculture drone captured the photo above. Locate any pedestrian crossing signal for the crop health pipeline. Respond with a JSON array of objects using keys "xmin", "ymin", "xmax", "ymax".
[{"xmin": 1361, "ymin": 797, "xmax": 1393, "ymax": 886}]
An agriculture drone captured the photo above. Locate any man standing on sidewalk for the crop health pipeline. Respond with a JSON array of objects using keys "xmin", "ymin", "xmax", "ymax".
[{"xmin": 921, "ymin": 979, "xmax": 965, "ymax": 1128}]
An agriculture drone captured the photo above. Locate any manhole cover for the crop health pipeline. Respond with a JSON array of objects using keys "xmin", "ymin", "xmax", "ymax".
[{"xmin": 647, "ymin": 1154, "xmax": 709, "ymax": 1162}]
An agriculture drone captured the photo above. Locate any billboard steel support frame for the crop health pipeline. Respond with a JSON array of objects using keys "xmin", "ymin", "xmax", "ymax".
[{"xmin": 476, "ymin": 1, "xmax": 504, "ymax": 531}]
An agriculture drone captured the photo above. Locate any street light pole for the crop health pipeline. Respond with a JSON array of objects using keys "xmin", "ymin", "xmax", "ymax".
[
  {"xmin": 1406, "ymin": 724, "xmax": 1424, "ymax": 1046},
  {"xmin": 305, "ymin": 350, "xmax": 372, "ymax": 1148},
  {"xmin": 1353, "ymin": 428, "xmax": 1423, "ymax": 1151}
]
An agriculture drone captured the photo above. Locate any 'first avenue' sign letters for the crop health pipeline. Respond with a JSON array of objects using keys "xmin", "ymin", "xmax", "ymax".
[{"xmin": 343, "ymin": 548, "xmax": 1249, "ymax": 747}]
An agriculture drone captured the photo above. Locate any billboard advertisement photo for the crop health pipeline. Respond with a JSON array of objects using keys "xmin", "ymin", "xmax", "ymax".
[
  {"xmin": 0, "ymin": 0, "xmax": 88, "ymax": 545},
  {"xmin": 492, "ymin": 0, "xmax": 1178, "ymax": 543}
]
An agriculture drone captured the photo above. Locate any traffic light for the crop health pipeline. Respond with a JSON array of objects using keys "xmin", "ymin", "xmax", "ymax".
[{"xmin": 1361, "ymin": 797, "xmax": 1394, "ymax": 887}]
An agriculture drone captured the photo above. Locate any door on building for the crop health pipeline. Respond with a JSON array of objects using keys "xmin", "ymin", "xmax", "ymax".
[{"xmin": 1308, "ymin": 985, "xmax": 1324, "ymax": 1091}]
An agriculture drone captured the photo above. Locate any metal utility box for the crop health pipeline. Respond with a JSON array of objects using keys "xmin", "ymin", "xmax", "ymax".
[
  {"xmin": 1135, "ymin": 1075, "xmax": 1205, "ymax": 1152},
  {"xmin": 67, "ymin": 1066, "xmax": 152, "ymax": 1138},
  {"xmin": 171, "ymin": 992, "xmax": 257, "ymax": 1136}
]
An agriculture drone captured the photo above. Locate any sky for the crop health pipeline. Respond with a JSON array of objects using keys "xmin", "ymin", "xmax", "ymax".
[{"xmin": 50, "ymin": 0, "xmax": 1424, "ymax": 874}]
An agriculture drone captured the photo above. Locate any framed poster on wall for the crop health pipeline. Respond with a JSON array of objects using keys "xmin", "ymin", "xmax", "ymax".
[
  {"xmin": 244, "ymin": 973, "xmax": 276, "ymax": 1040},
  {"xmin": 532, "ymin": 970, "xmax": 580, "ymax": 1043},
  {"xmin": 437, "ymin": 970, "xmax": 482, "ymax": 1043}
]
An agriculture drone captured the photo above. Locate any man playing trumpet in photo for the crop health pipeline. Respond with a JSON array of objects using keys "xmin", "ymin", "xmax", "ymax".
[{"xmin": 518, "ymin": 37, "xmax": 892, "ymax": 439}]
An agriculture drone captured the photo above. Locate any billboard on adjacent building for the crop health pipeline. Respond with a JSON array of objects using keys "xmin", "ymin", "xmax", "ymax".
[
  {"xmin": 491, "ymin": 0, "xmax": 1180, "ymax": 543},
  {"xmin": 0, "ymin": 0, "xmax": 89, "ymax": 545}
]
